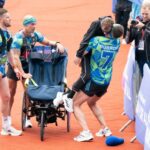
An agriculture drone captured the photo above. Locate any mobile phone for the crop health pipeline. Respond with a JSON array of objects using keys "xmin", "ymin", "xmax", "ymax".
[{"xmin": 131, "ymin": 20, "xmax": 139, "ymax": 25}]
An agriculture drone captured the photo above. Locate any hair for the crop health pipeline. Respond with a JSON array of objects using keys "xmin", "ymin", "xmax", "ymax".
[
  {"xmin": 23, "ymin": 15, "xmax": 37, "ymax": 26},
  {"xmin": 101, "ymin": 17, "xmax": 114, "ymax": 27},
  {"xmin": 142, "ymin": 0, "xmax": 150, "ymax": 10},
  {"xmin": 112, "ymin": 24, "xmax": 124, "ymax": 38},
  {"xmin": 0, "ymin": 8, "xmax": 7, "ymax": 17}
]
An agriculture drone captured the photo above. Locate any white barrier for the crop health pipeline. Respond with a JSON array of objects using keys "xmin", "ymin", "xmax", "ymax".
[
  {"xmin": 122, "ymin": 45, "xmax": 136, "ymax": 120},
  {"xmin": 136, "ymin": 64, "xmax": 150, "ymax": 145},
  {"xmin": 144, "ymin": 127, "xmax": 150, "ymax": 150}
]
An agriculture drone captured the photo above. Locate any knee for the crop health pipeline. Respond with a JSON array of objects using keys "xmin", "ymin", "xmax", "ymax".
[
  {"xmin": 2, "ymin": 93, "xmax": 10, "ymax": 104},
  {"xmin": 73, "ymin": 100, "xmax": 78, "ymax": 107},
  {"xmin": 9, "ymin": 86, "xmax": 16, "ymax": 97},
  {"xmin": 73, "ymin": 99, "xmax": 82, "ymax": 108},
  {"xmin": 87, "ymin": 100, "xmax": 96, "ymax": 108}
]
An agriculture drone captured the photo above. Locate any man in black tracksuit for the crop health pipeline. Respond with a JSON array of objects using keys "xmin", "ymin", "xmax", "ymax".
[{"xmin": 64, "ymin": 17, "xmax": 114, "ymax": 100}]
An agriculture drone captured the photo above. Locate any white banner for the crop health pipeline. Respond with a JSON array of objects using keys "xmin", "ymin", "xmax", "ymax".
[
  {"xmin": 122, "ymin": 45, "xmax": 135, "ymax": 120},
  {"xmin": 144, "ymin": 124, "xmax": 150, "ymax": 150},
  {"xmin": 136, "ymin": 64, "xmax": 150, "ymax": 145}
]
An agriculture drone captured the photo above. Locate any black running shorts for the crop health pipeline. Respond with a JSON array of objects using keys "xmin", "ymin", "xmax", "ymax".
[
  {"xmin": 7, "ymin": 63, "xmax": 28, "ymax": 81},
  {"xmin": 82, "ymin": 80, "xmax": 109, "ymax": 97}
]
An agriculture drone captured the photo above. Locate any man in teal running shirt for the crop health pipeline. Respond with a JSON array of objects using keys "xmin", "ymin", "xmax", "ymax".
[{"xmin": 7, "ymin": 15, "xmax": 65, "ymax": 128}]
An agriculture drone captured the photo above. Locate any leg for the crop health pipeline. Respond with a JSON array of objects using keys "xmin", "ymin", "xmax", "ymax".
[
  {"xmin": 87, "ymin": 96, "xmax": 107, "ymax": 128},
  {"xmin": 8, "ymin": 78, "xmax": 17, "ymax": 115},
  {"xmin": 21, "ymin": 79, "xmax": 32, "ymax": 128},
  {"xmin": 115, "ymin": 10, "xmax": 122, "ymax": 24},
  {"xmin": 7, "ymin": 63, "xmax": 18, "ymax": 116},
  {"xmin": 87, "ymin": 96, "xmax": 112, "ymax": 137},
  {"xmin": 121, "ymin": 10, "xmax": 131, "ymax": 38},
  {"xmin": 72, "ymin": 54, "xmax": 91, "ymax": 93},
  {"xmin": 73, "ymin": 91, "xmax": 91, "ymax": 131},
  {"xmin": 0, "ymin": 77, "xmax": 10, "ymax": 118},
  {"xmin": 73, "ymin": 91, "xmax": 93, "ymax": 142},
  {"xmin": 62, "ymin": 54, "xmax": 91, "ymax": 111},
  {"xmin": 0, "ymin": 76, "xmax": 22, "ymax": 136},
  {"xmin": 0, "ymin": 76, "xmax": 10, "ymax": 130}
]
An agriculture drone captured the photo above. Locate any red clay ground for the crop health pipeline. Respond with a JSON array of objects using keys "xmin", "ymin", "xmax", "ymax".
[{"xmin": 0, "ymin": 0, "xmax": 143, "ymax": 150}]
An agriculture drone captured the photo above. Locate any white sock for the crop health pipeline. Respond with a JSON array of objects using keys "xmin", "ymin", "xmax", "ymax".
[
  {"xmin": 104, "ymin": 126, "xmax": 109, "ymax": 130},
  {"xmin": 8, "ymin": 116, "xmax": 12, "ymax": 126},
  {"xmin": 26, "ymin": 116, "xmax": 29, "ymax": 121},
  {"xmin": 2, "ymin": 116, "xmax": 10, "ymax": 129}
]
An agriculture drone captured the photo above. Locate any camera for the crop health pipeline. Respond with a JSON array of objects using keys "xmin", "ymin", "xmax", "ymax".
[{"xmin": 131, "ymin": 20, "xmax": 139, "ymax": 25}]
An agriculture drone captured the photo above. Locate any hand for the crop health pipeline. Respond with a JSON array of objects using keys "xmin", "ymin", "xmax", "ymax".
[
  {"xmin": 13, "ymin": 67, "xmax": 22, "ymax": 79},
  {"xmin": 74, "ymin": 56, "xmax": 82, "ymax": 66},
  {"xmin": 127, "ymin": 19, "xmax": 132, "ymax": 29},
  {"xmin": 22, "ymin": 73, "xmax": 32, "ymax": 79},
  {"xmin": 57, "ymin": 43, "xmax": 65, "ymax": 53},
  {"xmin": 135, "ymin": 21, "xmax": 145, "ymax": 29}
]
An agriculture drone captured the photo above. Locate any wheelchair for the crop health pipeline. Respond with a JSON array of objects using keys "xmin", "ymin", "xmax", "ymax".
[{"xmin": 21, "ymin": 45, "xmax": 70, "ymax": 141}]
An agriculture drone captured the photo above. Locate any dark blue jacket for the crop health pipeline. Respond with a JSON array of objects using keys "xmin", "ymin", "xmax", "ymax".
[
  {"xmin": 115, "ymin": 0, "xmax": 132, "ymax": 12},
  {"xmin": 0, "ymin": 0, "xmax": 5, "ymax": 8}
]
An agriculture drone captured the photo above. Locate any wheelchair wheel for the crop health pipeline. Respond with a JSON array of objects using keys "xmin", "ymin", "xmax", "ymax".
[
  {"xmin": 40, "ymin": 111, "xmax": 45, "ymax": 141},
  {"xmin": 21, "ymin": 92, "xmax": 27, "ymax": 131},
  {"xmin": 66, "ymin": 111, "xmax": 70, "ymax": 132}
]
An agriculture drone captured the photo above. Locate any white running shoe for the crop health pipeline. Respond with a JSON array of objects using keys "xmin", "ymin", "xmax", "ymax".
[
  {"xmin": 96, "ymin": 127, "xmax": 112, "ymax": 137},
  {"xmin": 63, "ymin": 94, "xmax": 73, "ymax": 112},
  {"xmin": 53, "ymin": 92, "xmax": 64, "ymax": 107},
  {"xmin": 25, "ymin": 119, "xmax": 32, "ymax": 128},
  {"xmin": 74, "ymin": 130, "xmax": 93, "ymax": 142},
  {"xmin": 1, "ymin": 126, "xmax": 22, "ymax": 136}
]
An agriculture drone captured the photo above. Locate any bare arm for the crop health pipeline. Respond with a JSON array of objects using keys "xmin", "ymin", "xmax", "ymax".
[
  {"xmin": 8, "ymin": 50, "xmax": 22, "ymax": 79},
  {"xmin": 12, "ymin": 49, "xmax": 24, "ymax": 73},
  {"xmin": 74, "ymin": 50, "xmax": 88, "ymax": 66},
  {"xmin": 40, "ymin": 37, "xmax": 65, "ymax": 53},
  {"xmin": 10, "ymin": 49, "xmax": 32, "ymax": 79}
]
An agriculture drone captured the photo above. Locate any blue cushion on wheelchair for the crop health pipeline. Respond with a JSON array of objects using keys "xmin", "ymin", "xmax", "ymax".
[
  {"xmin": 105, "ymin": 136, "xmax": 124, "ymax": 146},
  {"xmin": 27, "ymin": 84, "xmax": 64, "ymax": 101}
]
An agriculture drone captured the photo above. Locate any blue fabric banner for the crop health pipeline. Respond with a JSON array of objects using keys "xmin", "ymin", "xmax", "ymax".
[{"xmin": 112, "ymin": 0, "xmax": 117, "ymax": 13}]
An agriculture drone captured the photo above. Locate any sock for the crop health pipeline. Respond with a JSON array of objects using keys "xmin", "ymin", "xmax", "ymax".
[
  {"xmin": 67, "ymin": 90, "xmax": 75, "ymax": 98},
  {"xmin": 2, "ymin": 116, "xmax": 10, "ymax": 129},
  {"xmin": 8, "ymin": 116, "xmax": 12, "ymax": 126},
  {"xmin": 83, "ymin": 129, "xmax": 90, "ymax": 133},
  {"xmin": 63, "ymin": 89, "xmax": 71, "ymax": 95}
]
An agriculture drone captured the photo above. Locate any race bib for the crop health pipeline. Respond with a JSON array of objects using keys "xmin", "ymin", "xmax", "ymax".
[{"xmin": 138, "ymin": 40, "xmax": 144, "ymax": 51}]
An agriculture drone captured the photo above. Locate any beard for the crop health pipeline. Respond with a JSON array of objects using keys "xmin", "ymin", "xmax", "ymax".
[
  {"xmin": 3, "ymin": 21, "xmax": 11, "ymax": 27},
  {"xmin": 31, "ymin": 28, "xmax": 35, "ymax": 33}
]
